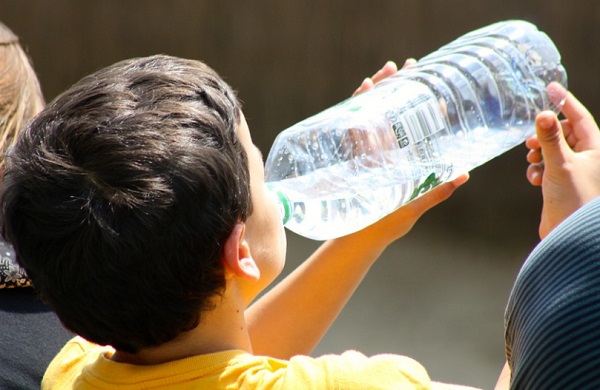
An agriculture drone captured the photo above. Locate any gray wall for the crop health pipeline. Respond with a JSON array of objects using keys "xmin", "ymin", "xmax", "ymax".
[
  {"xmin": 5, "ymin": 1, "xmax": 599, "ymax": 243},
  {"xmin": 2, "ymin": 1, "xmax": 599, "ymax": 388}
]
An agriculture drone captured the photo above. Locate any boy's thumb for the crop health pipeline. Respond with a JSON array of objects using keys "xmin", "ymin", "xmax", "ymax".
[{"xmin": 535, "ymin": 111, "xmax": 569, "ymax": 164}]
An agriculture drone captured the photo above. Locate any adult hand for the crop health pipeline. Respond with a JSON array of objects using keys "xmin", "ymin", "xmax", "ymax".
[{"xmin": 526, "ymin": 82, "xmax": 600, "ymax": 238}]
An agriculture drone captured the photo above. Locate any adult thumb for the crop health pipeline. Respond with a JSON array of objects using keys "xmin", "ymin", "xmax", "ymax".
[{"xmin": 535, "ymin": 111, "xmax": 570, "ymax": 165}]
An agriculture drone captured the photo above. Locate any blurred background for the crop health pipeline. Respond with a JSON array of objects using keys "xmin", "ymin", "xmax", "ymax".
[{"xmin": 2, "ymin": 1, "xmax": 599, "ymax": 388}]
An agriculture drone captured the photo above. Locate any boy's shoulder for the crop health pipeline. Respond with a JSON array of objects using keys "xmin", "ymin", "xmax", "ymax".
[
  {"xmin": 42, "ymin": 336, "xmax": 112, "ymax": 389},
  {"xmin": 42, "ymin": 341, "xmax": 438, "ymax": 389}
]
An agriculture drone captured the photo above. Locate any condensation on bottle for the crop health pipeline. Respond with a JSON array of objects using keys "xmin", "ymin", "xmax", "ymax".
[{"xmin": 264, "ymin": 20, "xmax": 568, "ymax": 241}]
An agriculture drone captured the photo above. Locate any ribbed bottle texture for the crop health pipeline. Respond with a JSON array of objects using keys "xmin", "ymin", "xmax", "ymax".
[{"xmin": 264, "ymin": 20, "xmax": 567, "ymax": 240}]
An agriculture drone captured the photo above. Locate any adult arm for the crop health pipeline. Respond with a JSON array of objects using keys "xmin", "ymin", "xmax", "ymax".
[{"xmin": 498, "ymin": 85, "xmax": 600, "ymax": 388}]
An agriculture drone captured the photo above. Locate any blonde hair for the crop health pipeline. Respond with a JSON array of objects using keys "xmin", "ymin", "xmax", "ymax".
[{"xmin": 0, "ymin": 22, "xmax": 44, "ymax": 169}]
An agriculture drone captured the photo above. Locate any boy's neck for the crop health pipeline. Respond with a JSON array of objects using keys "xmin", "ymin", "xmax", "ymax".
[{"xmin": 111, "ymin": 282, "xmax": 252, "ymax": 365}]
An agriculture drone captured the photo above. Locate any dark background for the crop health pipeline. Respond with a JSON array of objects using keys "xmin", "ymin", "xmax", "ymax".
[{"xmin": 2, "ymin": 1, "xmax": 598, "ymax": 388}]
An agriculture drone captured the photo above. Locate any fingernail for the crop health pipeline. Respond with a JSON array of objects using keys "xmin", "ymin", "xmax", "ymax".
[
  {"xmin": 547, "ymin": 82, "xmax": 567, "ymax": 108},
  {"xmin": 403, "ymin": 58, "xmax": 417, "ymax": 67},
  {"xmin": 537, "ymin": 112, "xmax": 556, "ymax": 129}
]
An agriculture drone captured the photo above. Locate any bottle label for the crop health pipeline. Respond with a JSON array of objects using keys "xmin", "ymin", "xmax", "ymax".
[
  {"xmin": 385, "ymin": 93, "xmax": 446, "ymax": 149},
  {"xmin": 409, "ymin": 172, "xmax": 442, "ymax": 201}
]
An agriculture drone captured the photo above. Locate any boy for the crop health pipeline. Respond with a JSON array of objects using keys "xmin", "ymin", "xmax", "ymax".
[{"xmin": 2, "ymin": 54, "xmax": 482, "ymax": 389}]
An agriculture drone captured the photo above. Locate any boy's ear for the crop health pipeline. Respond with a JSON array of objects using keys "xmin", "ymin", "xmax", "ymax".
[{"xmin": 222, "ymin": 223, "xmax": 260, "ymax": 281}]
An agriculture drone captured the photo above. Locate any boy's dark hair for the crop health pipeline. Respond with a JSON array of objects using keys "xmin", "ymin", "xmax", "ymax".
[{"xmin": 0, "ymin": 55, "xmax": 251, "ymax": 353}]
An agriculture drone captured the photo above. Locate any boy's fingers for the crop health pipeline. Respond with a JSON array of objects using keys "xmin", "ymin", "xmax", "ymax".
[
  {"xmin": 370, "ymin": 61, "xmax": 398, "ymax": 84},
  {"xmin": 408, "ymin": 173, "xmax": 469, "ymax": 215},
  {"xmin": 401, "ymin": 58, "xmax": 417, "ymax": 69},
  {"xmin": 353, "ymin": 61, "xmax": 399, "ymax": 96},
  {"xmin": 353, "ymin": 77, "xmax": 374, "ymax": 96}
]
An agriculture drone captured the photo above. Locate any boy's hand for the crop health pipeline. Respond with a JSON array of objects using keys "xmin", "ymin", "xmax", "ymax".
[
  {"xmin": 347, "ymin": 59, "xmax": 469, "ymax": 246},
  {"xmin": 353, "ymin": 173, "xmax": 469, "ymax": 246},
  {"xmin": 352, "ymin": 59, "xmax": 415, "ymax": 96},
  {"xmin": 526, "ymin": 83, "xmax": 600, "ymax": 238}
]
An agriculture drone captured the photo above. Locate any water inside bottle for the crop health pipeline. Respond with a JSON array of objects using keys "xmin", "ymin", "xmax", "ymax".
[
  {"xmin": 268, "ymin": 125, "xmax": 529, "ymax": 240},
  {"xmin": 268, "ymin": 165, "xmax": 419, "ymax": 240}
]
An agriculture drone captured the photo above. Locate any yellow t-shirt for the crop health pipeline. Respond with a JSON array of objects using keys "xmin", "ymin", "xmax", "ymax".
[{"xmin": 43, "ymin": 336, "xmax": 479, "ymax": 389}]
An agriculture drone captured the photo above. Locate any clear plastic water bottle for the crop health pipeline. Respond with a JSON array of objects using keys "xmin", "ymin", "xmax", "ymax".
[{"xmin": 264, "ymin": 20, "xmax": 567, "ymax": 241}]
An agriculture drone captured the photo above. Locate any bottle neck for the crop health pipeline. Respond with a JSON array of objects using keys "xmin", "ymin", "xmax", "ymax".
[{"xmin": 266, "ymin": 184, "xmax": 291, "ymax": 225}]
